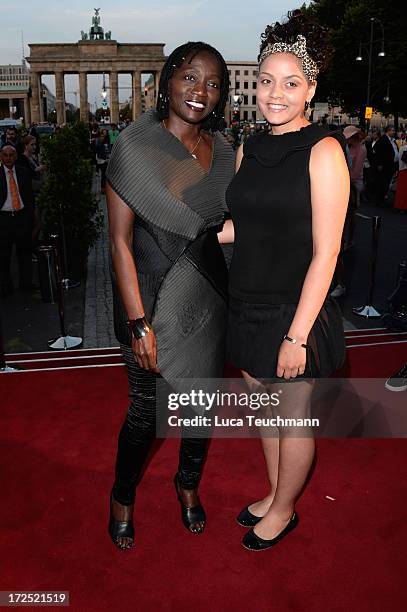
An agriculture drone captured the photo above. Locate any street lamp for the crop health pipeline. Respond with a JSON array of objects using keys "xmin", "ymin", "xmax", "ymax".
[
  {"xmin": 383, "ymin": 82, "xmax": 391, "ymax": 104},
  {"xmin": 101, "ymin": 72, "xmax": 107, "ymax": 100},
  {"xmin": 232, "ymin": 92, "xmax": 243, "ymax": 124},
  {"xmin": 356, "ymin": 43, "xmax": 363, "ymax": 62},
  {"xmin": 355, "ymin": 17, "xmax": 386, "ymax": 115},
  {"xmin": 100, "ymin": 72, "xmax": 109, "ymax": 121}
]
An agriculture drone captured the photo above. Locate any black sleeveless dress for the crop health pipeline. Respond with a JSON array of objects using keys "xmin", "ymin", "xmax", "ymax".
[{"xmin": 226, "ymin": 123, "xmax": 346, "ymax": 379}]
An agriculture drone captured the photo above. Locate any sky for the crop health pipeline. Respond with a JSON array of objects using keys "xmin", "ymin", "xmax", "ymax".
[{"xmin": 0, "ymin": 0, "xmax": 299, "ymax": 108}]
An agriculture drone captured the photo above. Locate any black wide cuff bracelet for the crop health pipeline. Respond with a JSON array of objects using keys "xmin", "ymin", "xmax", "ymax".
[{"xmin": 126, "ymin": 317, "xmax": 151, "ymax": 340}]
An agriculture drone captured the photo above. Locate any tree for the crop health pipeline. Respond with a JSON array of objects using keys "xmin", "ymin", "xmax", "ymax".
[
  {"xmin": 119, "ymin": 103, "xmax": 132, "ymax": 123},
  {"xmin": 37, "ymin": 123, "xmax": 103, "ymax": 276},
  {"xmin": 306, "ymin": 0, "xmax": 407, "ymax": 126},
  {"xmin": 65, "ymin": 108, "xmax": 80, "ymax": 124}
]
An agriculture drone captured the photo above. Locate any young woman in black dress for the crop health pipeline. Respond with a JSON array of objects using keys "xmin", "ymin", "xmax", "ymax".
[{"xmin": 225, "ymin": 12, "xmax": 350, "ymax": 551}]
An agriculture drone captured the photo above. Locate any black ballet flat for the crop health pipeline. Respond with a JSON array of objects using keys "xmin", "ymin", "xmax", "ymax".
[
  {"xmin": 236, "ymin": 506, "xmax": 263, "ymax": 528},
  {"xmin": 174, "ymin": 475, "xmax": 206, "ymax": 534},
  {"xmin": 108, "ymin": 494, "xmax": 135, "ymax": 550},
  {"xmin": 242, "ymin": 512, "xmax": 299, "ymax": 551}
]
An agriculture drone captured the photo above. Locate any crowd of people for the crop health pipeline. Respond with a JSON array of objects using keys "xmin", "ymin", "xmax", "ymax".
[
  {"xmin": 326, "ymin": 123, "xmax": 407, "ymax": 298},
  {"xmin": 0, "ymin": 120, "xmax": 125, "ymax": 295},
  {"xmin": 89, "ymin": 122, "xmax": 122, "ymax": 193},
  {"xmin": 343, "ymin": 123, "xmax": 407, "ymax": 212}
]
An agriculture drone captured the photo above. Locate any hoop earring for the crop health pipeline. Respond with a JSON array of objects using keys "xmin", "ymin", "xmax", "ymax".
[{"xmin": 304, "ymin": 101, "xmax": 310, "ymax": 111}]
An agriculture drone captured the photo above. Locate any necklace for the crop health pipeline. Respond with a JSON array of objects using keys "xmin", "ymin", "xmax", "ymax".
[{"xmin": 162, "ymin": 120, "xmax": 202, "ymax": 159}]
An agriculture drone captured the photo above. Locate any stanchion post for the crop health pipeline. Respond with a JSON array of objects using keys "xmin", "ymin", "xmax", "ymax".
[
  {"xmin": 367, "ymin": 215, "xmax": 381, "ymax": 305},
  {"xmin": 53, "ymin": 233, "xmax": 67, "ymax": 338},
  {"xmin": 47, "ymin": 234, "xmax": 83, "ymax": 350},
  {"xmin": 37, "ymin": 245, "xmax": 58, "ymax": 303},
  {"xmin": 0, "ymin": 313, "xmax": 20, "ymax": 372},
  {"xmin": 0, "ymin": 316, "xmax": 6, "ymax": 369},
  {"xmin": 59, "ymin": 202, "xmax": 80, "ymax": 291},
  {"xmin": 353, "ymin": 214, "xmax": 382, "ymax": 318},
  {"xmin": 396, "ymin": 260, "xmax": 406, "ymax": 286}
]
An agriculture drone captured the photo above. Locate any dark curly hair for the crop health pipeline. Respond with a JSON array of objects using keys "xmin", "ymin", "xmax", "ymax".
[
  {"xmin": 156, "ymin": 41, "xmax": 230, "ymax": 132},
  {"xmin": 258, "ymin": 9, "xmax": 332, "ymax": 74}
]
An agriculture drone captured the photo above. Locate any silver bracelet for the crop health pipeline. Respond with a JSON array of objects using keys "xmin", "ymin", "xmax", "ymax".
[{"xmin": 283, "ymin": 334, "xmax": 309, "ymax": 349}]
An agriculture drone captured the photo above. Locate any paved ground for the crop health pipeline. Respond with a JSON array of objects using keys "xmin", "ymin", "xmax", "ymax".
[
  {"xmin": 1, "ymin": 181, "xmax": 406, "ymax": 355},
  {"xmin": 82, "ymin": 193, "xmax": 115, "ymax": 348}
]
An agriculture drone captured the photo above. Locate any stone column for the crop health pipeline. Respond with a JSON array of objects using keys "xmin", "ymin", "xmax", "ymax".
[
  {"xmin": 154, "ymin": 70, "xmax": 161, "ymax": 105},
  {"xmin": 109, "ymin": 71, "xmax": 119, "ymax": 124},
  {"xmin": 55, "ymin": 71, "xmax": 66, "ymax": 125},
  {"xmin": 8, "ymin": 98, "xmax": 14, "ymax": 118},
  {"xmin": 29, "ymin": 72, "xmax": 41, "ymax": 123},
  {"xmin": 132, "ymin": 70, "xmax": 141, "ymax": 121},
  {"xmin": 79, "ymin": 72, "xmax": 88, "ymax": 124},
  {"xmin": 224, "ymin": 99, "xmax": 231, "ymax": 126},
  {"xmin": 39, "ymin": 79, "xmax": 45, "ymax": 122},
  {"xmin": 23, "ymin": 96, "xmax": 31, "ymax": 125}
]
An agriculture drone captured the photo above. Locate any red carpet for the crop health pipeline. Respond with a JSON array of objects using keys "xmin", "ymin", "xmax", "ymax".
[
  {"xmin": 1, "ymin": 332, "xmax": 407, "ymax": 611},
  {"xmin": 338, "ymin": 328, "xmax": 407, "ymax": 377},
  {"xmin": 4, "ymin": 327, "xmax": 407, "ymax": 375}
]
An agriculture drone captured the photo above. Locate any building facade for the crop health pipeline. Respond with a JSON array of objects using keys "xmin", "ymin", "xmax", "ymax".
[
  {"xmin": 0, "ymin": 63, "xmax": 30, "ymax": 88},
  {"xmin": 0, "ymin": 63, "xmax": 31, "ymax": 123},
  {"xmin": 41, "ymin": 84, "xmax": 56, "ymax": 118},
  {"xmin": 26, "ymin": 10, "xmax": 165, "ymax": 125},
  {"xmin": 143, "ymin": 74, "xmax": 156, "ymax": 112},
  {"xmin": 227, "ymin": 61, "xmax": 264, "ymax": 124}
]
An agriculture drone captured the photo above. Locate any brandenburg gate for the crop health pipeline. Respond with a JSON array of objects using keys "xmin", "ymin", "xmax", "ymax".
[{"xmin": 26, "ymin": 10, "xmax": 165, "ymax": 125}]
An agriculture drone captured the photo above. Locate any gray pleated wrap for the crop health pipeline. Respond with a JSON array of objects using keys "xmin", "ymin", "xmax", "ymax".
[{"xmin": 106, "ymin": 110, "xmax": 235, "ymax": 383}]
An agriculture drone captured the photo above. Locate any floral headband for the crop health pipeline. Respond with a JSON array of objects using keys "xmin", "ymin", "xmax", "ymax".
[{"xmin": 258, "ymin": 34, "xmax": 319, "ymax": 82}]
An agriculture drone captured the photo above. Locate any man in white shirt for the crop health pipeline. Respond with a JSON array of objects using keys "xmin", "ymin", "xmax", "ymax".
[
  {"xmin": 0, "ymin": 145, "xmax": 35, "ymax": 296},
  {"xmin": 386, "ymin": 125, "xmax": 399, "ymax": 163}
]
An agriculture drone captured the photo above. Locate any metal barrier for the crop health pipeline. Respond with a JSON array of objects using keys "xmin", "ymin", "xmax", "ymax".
[
  {"xmin": 38, "ymin": 245, "xmax": 58, "ymax": 303},
  {"xmin": 396, "ymin": 260, "xmax": 406, "ymax": 286},
  {"xmin": 59, "ymin": 202, "xmax": 80, "ymax": 290},
  {"xmin": 0, "ymin": 314, "xmax": 20, "ymax": 373},
  {"xmin": 47, "ymin": 234, "xmax": 83, "ymax": 350},
  {"xmin": 352, "ymin": 213, "xmax": 382, "ymax": 318}
]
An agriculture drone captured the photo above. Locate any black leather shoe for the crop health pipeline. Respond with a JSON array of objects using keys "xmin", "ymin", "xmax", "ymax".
[
  {"xmin": 236, "ymin": 506, "xmax": 262, "ymax": 527},
  {"xmin": 108, "ymin": 494, "xmax": 134, "ymax": 550},
  {"xmin": 174, "ymin": 475, "xmax": 206, "ymax": 534},
  {"xmin": 242, "ymin": 512, "xmax": 298, "ymax": 551}
]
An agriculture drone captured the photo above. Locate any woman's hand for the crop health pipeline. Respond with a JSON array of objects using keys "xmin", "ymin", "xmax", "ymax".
[
  {"xmin": 276, "ymin": 341, "xmax": 307, "ymax": 380},
  {"xmin": 217, "ymin": 218, "xmax": 234, "ymax": 244},
  {"xmin": 132, "ymin": 328, "xmax": 160, "ymax": 373}
]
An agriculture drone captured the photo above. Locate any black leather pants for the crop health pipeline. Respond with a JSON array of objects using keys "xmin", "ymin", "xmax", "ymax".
[{"xmin": 112, "ymin": 344, "xmax": 209, "ymax": 506}]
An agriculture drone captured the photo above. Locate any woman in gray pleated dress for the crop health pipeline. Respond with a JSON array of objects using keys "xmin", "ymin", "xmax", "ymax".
[{"xmin": 106, "ymin": 42, "xmax": 234, "ymax": 549}]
